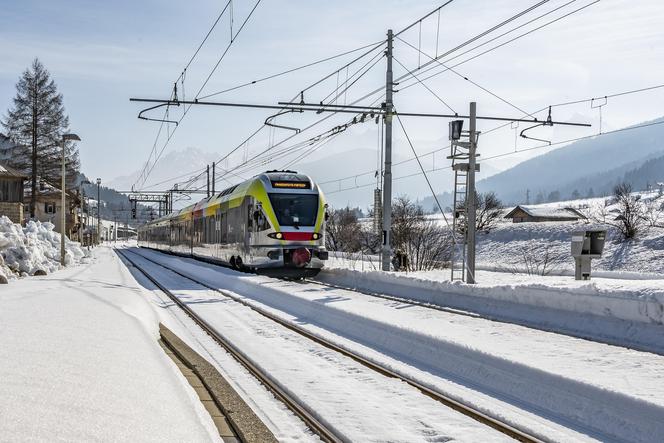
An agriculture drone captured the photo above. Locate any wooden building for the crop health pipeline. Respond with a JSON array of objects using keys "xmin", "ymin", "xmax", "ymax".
[
  {"xmin": 25, "ymin": 180, "xmax": 82, "ymax": 238},
  {"xmin": 0, "ymin": 162, "xmax": 27, "ymax": 223},
  {"xmin": 504, "ymin": 205, "xmax": 587, "ymax": 223}
]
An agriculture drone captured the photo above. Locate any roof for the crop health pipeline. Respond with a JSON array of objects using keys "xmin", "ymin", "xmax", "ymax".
[
  {"xmin": 504, "ymin": 205, "xmax": 586, "ymax": 220},
  {"xmin": 0, "ymin": 162, "xmax": 27, "ymax": 179}
]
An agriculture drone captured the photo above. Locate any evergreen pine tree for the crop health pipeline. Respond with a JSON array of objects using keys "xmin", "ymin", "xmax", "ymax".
[{"xmin": 2, "ymin": 58, "xmax": 79, "ymax": 218}]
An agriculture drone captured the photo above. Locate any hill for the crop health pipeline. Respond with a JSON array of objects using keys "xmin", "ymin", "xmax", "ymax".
[{"xmin": 475, "ymin": 117, "xmax": 664, "ymax": 204}]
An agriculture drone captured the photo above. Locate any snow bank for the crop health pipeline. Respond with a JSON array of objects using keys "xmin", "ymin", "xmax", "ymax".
[
  {"xmin": 0, "ymin": 215, "xmax": 86, "ymax": 280},
  {"xmin": 318, "ymin": 267, "xmax": 664, "ymax": 354}
]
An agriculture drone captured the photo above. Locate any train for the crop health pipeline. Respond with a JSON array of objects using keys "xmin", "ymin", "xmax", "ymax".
[{"xmin": 137, "ymin": 170, "xmax": 329, "ymax": 278}]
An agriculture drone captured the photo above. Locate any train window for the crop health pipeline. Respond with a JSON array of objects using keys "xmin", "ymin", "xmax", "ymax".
[
  {"xmin": 256, "ymin": 209, "xmax": 271, "ymax": 231},
  {"xmin": 247, "ymin": 206, "xmax": 253, "ymax": 230},
  {"xmin": 268, "ymin": 193, "xmax": 318, "ymax": 227}
]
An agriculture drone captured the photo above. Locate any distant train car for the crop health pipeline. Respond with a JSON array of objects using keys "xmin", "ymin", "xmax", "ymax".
[{"xmin": 137, "ymin": 170, "xmax": 329, "ymax": 278}]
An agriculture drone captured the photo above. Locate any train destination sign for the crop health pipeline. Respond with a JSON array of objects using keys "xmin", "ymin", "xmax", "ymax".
[{"xmin": 271, "ymin": 181, "xmax": 310, "ymax": 189}]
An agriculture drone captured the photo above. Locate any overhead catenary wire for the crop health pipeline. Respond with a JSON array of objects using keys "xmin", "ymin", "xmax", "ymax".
[
  {"xmin": 138, "ymin": 0, "xmax": 585, "ymax": 194},
  {"xmin": 319, "ymin": 67, "xmax": 664, "ymax": 190},
  {"xmin": 198, "ymin": 40, "xmax": 385, "ymax": 100},
  {"xmin": 140, "ymin": 0, "xmax": 529, "ymax": 192},
  {"xmin": 399, "ymin": 0, "xmax": 599, "ymax": 91},
  {"xmin": 324, "ymin": 119, "xmax": 664, "ymax": 195},
  {"xmin": 395, "ymin": 36, "xmax": 533, "ymax": 117},
  {"xmin": 313, "ymin": 0, "xmax": 562, "ymax": 128},
  {"xmin": 134, "ymin": 0, "xmax": 263, "ymax": 191},
  {"xmin": 134, "ymin": 1, "xmax": 233, "ymax": 190},
  {"xmin": 206, "ymin": 1, "xmax": 465, "ymax": 183},
  {"xmin": 392, "ymin": 56, "xmax": 457, "ymax": 114}
]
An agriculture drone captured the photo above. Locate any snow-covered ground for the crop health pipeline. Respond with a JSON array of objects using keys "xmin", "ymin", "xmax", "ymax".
[
  {"xmin": 319, "ymin": 265, "xmax": 664, "ymax": 354},
  {"xmin": 0, "ymin": 215, "xmax": 87, "ymax": 281},
  {"xmin": 124, "ymin": 248, "xmax": 512, "ymax": 442},
  {"xmin": 434, "ymin": 191, "xmax": 664, "ymax": 274},
  {"xmin": 129, "ymin": 247, "xmax": 664, "ymax": 443},
  {"xmin": 0, "ymin": 246, "xmax": 221, "ymax": 442},
  {"xmin": 474, "ymin": 220, "xmax": 664, "ymax": 275}
]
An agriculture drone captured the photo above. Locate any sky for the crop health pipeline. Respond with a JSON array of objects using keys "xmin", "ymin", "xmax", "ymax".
[{"xmin": 2, "ymin": 0, "xmax": 664, "ymax": 206}]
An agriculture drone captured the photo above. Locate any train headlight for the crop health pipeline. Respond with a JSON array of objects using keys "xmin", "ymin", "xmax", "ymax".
[
  {"xmin": 312, "ymin": 233, "xmax": 321, "ymax": 240},
  {"xmin": 268, "ymin": 232, "xmax": 283, "ymax": 240}
]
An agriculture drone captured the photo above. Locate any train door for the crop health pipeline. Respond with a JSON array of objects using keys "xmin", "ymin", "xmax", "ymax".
[
  {"xmin": 244, "ymin": 198, "xmax": 254, "ymax": 260},
  {"xmin": 214, "ymin": 208, "xmax": 221, "ymax": 260}
]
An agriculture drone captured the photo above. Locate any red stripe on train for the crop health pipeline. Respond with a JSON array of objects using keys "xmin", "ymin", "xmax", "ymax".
[{"xmin": 281, "ymin": 232, "xmax": 315, "ymax": 241}]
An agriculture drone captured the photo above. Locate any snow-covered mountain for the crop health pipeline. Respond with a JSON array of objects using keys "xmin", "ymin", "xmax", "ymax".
[
  {"xmin": 108, "ymin": 147, "xmax": 219, "ymax": 191},
  {"xmin": 476, "ymin": 117, "xmax": 664, "ymax": 205}
]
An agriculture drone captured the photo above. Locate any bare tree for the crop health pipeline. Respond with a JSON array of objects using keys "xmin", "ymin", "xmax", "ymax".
[
  {"xmin": 515, "ymin": 243, "xmax": 566, "ymax": 276},
  {"xmin": 391, "ymin": 197, "xmax": 451, "ymax": 271},
  {"xmin": 644, "ymin": 196, "xmax": 663, "ymax": 228},
  {"xmin": 608, "ymin": 182, "xmax": 645, "ymax": 240},
  {"xmin": 475, "ymin": 191, "xmax": 503, "ymax": 232},
  {"xmin": 589, "ymin": 198, "xmax": 611, "ymax": 224},
  {"xmin": 325, "ymin": 206, "xmax": 363, "ymax": 252},
  {"xmin": 452, "ymin": 191, "xmax": 503, "ymax": 235}
]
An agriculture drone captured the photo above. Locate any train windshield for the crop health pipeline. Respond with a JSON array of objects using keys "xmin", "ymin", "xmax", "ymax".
[{"xmin": 268, "ymin": 193, "xmax": 319, "ymax": 227}]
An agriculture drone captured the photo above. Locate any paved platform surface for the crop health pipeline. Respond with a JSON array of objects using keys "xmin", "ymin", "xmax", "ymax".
[{"xmin": 0, "ymin": 246, "xmax": 221, "ymax": 442}]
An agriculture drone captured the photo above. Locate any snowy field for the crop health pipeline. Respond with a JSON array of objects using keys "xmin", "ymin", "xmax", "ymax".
[
  {"xmin": 449, "ymin": 191, "xmax": 664, "ymax": 275},
  {"xmin": 127, "ymin": 247, "xmax": 664, "ymax": 443}
]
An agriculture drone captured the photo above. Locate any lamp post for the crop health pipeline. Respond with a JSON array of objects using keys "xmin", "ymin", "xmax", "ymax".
[
  {"xmin": 96, "ymin": 178, "xmax": 101, "ymax": 244},
  {"xmin": 79, "ymin": 180, "xmax": 91, "ymax": 246},
  {"xmin": 61, "ymin": 133, "xmax": 81, "ymax": 266}
]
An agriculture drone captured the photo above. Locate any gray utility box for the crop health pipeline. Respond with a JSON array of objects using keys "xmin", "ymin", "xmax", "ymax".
[{"xmin": 571, "ymin": 230, "xmax": 607, "ymax": 280}]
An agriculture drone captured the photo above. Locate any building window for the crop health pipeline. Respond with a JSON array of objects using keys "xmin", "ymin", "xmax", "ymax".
[{"xmin": 45, "ymin": 203, "xmax": 56, "ymax": 214}]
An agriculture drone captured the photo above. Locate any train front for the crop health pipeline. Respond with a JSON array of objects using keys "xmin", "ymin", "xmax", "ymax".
[{"xmin": 252, "ymin": 171, "xmax": 328, "ymax": 278}]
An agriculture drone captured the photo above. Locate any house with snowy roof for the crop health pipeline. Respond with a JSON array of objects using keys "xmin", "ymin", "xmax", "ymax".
[{"xmin": 504, "ymin": 205, "xmax": 587, "ymax": 223}]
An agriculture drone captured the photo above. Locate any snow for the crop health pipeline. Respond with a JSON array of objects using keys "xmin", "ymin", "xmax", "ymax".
[
  {"xmin": 130, "ymin": 247, "xmax": 664, "ymax": 442},
  {"xmin": 473, "ymin": 220, "xmax": 664, "ymax": 275},
  {"xmin": 125, "ymin": 248, "xmax": 511, "ymax": 442},
  {"xmin": 507, "ymin": 205, "xmax": 584, "ymax": 219},
  {"xmin": 0, "ymin": 246, "xmax": 221, "ymax": 442},
  {"xmin": 0, "ymin": 215, "xmax": 87, "ymax": 281},
  {"xmin": 319, "ymin": 266, "xmax": 664, "ymax": 354}
]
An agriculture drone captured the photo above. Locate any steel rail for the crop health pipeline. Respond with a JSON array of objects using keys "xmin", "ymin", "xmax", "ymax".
[
  {"xmin": 115, "ymin": 248, "xmax": 343, "ymax": 443},
  {"xmin": 120, "ymin": 247, "xmax": 545, "ymax": 443}
]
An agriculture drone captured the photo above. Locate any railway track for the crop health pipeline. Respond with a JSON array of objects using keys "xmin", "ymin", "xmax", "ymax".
[
  {"xmin": 118, "ymin": 247, "xmax": 545, "ymax": 443},
  {"xmin": 116, "ymin": 248, "xmax": 342, "ymax": 443}
]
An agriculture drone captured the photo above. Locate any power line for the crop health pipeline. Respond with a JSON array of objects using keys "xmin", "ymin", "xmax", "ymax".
[
  {"xmin": 188, "ymin": 43, "xmax": 388, "ymax": 191},
  {"xmin": 320, "ymin": 0, "xmax": 557, "ymax": 124},
  {"xmin": 176, "ymin": 1, "xmax": 233, "ymax": 85},
  {"xmin": 401, "ymin": 0, "xmax": 599, "ymax": 91},
  {"xmin": 134, "ymin": 1, "xmax": 233, "ymax": 189},
  {"xmin": 198, "ymin": 40, "xmax": 384, "ymax": 100},
  {"xmin": 135, "ymin": 0, "xmax": 570, "ymax": 194},
  {"xmin": 395, "ymin": 0, "xmax": 455, "ymax": 38},
  {"xmin": 395, "ymin": 36, "xmax": 532, "ymax": 117},
  {"xmin": 133, "ymin": 0, "xmax": 263, "ymax": 190},
  {"xmin": 324, "ymin": 119, "xmax": 664, "ymax": 195},
  {"xmin": 392, "ymin": 56, "xmax": 457, "ymax": 114},
  {"xmin": 395, "ymin": 111, "xmax": 452, "ymax": 229},
  {"xmin": 137, "ymin": 1, "xmax": 497, "ymax": 192}
]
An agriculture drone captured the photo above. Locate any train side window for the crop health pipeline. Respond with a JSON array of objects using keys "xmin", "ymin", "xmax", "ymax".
[{"xmin": 256, "ymin": 209, "xmax": 271, "ymax": 231}]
